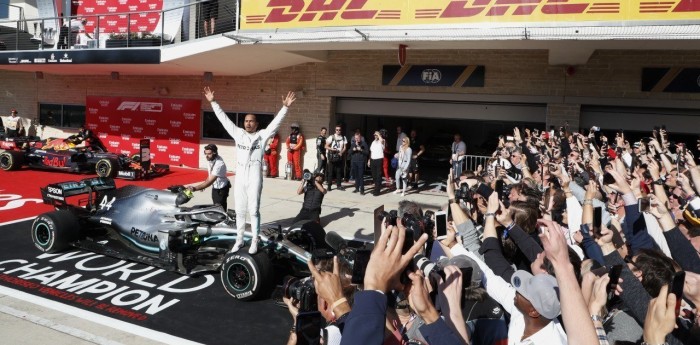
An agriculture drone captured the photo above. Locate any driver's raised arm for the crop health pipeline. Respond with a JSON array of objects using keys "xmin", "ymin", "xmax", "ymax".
[
  {"xmin": 204, "ymin": 86, "xmax": 242, "ymax": 139},
  {"xmin": 261, "ymin": 91, "xmax": 296, "ymax": 138}
]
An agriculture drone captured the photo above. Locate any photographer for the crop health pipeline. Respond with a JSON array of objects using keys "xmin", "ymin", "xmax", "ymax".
[
  {"xmin": 284, "ymin": 257, "xmax": 355, "ymax": 345},
  {"xmin": 292, "ymin": 170, "xmax": 327, "ymax": 225}
]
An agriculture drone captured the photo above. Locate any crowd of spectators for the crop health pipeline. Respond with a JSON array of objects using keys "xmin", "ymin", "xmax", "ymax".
[{"xmin": 283, "ymin": 124, "xmax": 700, "ymax": 345}]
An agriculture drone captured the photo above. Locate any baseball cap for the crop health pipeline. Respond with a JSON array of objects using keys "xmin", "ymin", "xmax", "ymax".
[
  {"xmin": 511, "ymin": 270, "xmax": 561, "ymax": 319},
  {"xmin": 633, "ymin": 142, "xmax": 642, "ymax": 148},
  {"xmin": 438, "ymin": 255, "xmax": 483, "ymax": 288},
  {"xmin": 291, "ymin": 122, "xmax": 299, "ymax": 128}
]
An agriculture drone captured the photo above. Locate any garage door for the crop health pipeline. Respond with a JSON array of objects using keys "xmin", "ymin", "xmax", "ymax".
[
  {"xmin": 581, "ymin": 106, "xmax": 700, "ymax": 134},
  {"xmin": 336, "ymin": 98, "xmax": 546, "ymax": 122}
]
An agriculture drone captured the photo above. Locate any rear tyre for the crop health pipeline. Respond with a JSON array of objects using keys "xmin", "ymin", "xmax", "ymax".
[
  {"xmin": 95, "ymin": 158, "xmax": 117, "ymax": 177},
  {"xmin": 220, "ymin": 251, "xmax": 273, "ymax": 301},
  {"xmin": 0, "ymin": 151, "xmax": 23, "ymax": 171},
  {"xmin": 31, "ymin": 210, "xmax": 80, "ymax": 253}
]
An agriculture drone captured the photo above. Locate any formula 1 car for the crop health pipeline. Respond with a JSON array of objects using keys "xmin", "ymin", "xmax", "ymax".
[
  {"xmin": 31, "ymin": 177, "xmax": 327, "ymax": 301},
  {"xmin": 0, "ymin": 137, "xmax": 169, "ymax": 180}
]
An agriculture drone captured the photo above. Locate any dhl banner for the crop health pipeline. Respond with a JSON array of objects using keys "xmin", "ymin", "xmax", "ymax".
[
  {"xmin": 86, "ymin": 96, "xmax": 201, "ymax": 168},
  {"xmin": 241, "ymin": 0, "xmax": 700, "ymax": 30}
]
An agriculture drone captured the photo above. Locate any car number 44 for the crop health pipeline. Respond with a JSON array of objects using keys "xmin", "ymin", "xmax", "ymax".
[{"xmin": 100, "ymin": 196, "xmax": 116, "ymax": 210}]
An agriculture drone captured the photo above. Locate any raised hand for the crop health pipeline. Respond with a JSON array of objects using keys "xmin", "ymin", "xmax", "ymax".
[
  {"xmin": 282, "ymin": 91, "xmax": 297, "ymax": 107},
  {"xmin": 203, "ymin": 86, "xmax": 215, "ymax": 102}
]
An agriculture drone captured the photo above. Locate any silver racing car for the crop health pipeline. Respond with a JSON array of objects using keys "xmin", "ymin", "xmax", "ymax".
[{"xmin": 31, "ymin": 177, "xmax": 327, "ymax": 301}]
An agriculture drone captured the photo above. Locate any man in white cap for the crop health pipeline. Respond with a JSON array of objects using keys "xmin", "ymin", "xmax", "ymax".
[
  {"xmin": 508, "ymin": 270, "xmax": 567, "ymax": 344},
  {"xmin": 205, "ymin": 86, "xmax": 296, "ymax": 254},
  {"xmin": 462, "ymin": 247, "xmax": 568, "ymax": 345}
]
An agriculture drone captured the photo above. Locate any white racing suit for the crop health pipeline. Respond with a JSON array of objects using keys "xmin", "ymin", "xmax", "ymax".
[{"xmin": 211, "ymin": 102, "xmax": 289, "ymax": 252}]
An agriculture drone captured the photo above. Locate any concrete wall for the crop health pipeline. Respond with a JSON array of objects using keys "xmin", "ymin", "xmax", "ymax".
[{"xmin": 2, "ymin": 49, "xmax": 699, "ymax": 171}]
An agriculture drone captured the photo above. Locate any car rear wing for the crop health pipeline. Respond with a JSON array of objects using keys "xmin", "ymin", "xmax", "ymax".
[{"xmin": 41, "ymin": 177, "xmax": 116, "ymax": 206}]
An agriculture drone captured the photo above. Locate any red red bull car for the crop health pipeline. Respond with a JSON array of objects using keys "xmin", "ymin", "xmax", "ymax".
[{"xmin": 0, "ymin": 137, "xmax": 169, "ymax": 180}]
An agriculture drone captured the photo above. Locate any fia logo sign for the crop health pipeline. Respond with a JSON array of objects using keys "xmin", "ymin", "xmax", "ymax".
[{"xmin": 421, "ymin": 69, "xmax": 442, "ymax": 84}]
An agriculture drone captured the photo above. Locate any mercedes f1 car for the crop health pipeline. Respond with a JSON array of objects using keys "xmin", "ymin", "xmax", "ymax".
[
  {"xmin": 0, "ymin": 137, "xmax": 169, "ymax": 180},
  {"xmin": 31, "ymin": 177, "xmax": 327, "ymax": 300}
]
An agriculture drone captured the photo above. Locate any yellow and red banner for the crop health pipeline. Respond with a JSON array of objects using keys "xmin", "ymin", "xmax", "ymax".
[{"xmin": 241, "ymin": 0, "xmax": 700, "ymax": 30}]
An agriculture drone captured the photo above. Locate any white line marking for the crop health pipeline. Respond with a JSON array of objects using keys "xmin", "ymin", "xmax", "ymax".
[
  {"xmin": 0, "ymin": 304, "xmax": 124, "ymax": 345},
  {"xmin": 0, "ymin": 216, "xmax": 36, "ymax": 227},
  {"xmin": 0, "ymin": 286, "xmax": 203, "ymax": 345}
]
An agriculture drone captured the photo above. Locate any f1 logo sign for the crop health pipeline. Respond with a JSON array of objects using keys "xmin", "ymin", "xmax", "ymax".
[{"xmin": 117, "ymin": 102, "xmax": 163, "ymax": 112}]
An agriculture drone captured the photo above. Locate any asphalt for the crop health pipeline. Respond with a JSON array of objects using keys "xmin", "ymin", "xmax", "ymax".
[{"xmin": 0, "ymin": 173, "xmax": 449, "ymax": 345}]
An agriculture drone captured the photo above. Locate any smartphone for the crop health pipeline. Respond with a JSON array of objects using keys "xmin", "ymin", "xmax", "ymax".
[
  {"xmin": 447, "ymin": 201, "xmax": 453, "ymax": 222},
  {"xmin": 671, "ymin": 271, "xmax": 686, "ymax": 316},
  {"xmin": 460, "ymin": 267, "xmax": 474, "ymax": 289},
  {"xmin": 474, "ymin": 183, "xmax": 494, "ymax": 199},
  {"xmin": 607, "ymin": 265, "xmax": 623, "ymax": 293},
  {"xmin": 402, "ymin": 228, "xmax": 415, "ymax": 255},
  {"xmin": 495, "ymin": 180, "xmax": 505, "ymax": 201},
  {"xmin": 506, "ymin": 136, "xmax": 514, "ymax": 141},
  {"xmin": 592, "ymin": 207, "xmax": 602, "ymax": 237},
  {"xmin": 603, "ymin": 173, "xmax": 616, "ymax": 185},
  {"xmin": 638, "ymin": 197, "xmax": 650, "ymax": 213},
  {"xmin": 373, "ymin": 205, "xmax": 384, "ymax": 244},
  {"xmin": 296, "ymin": 311, "xmax": 324, "ymax": 345},
  {"xmin": 351, "ymin": 249, "xmax": 372, "ymax": 285},
  {"xmin": 435, "ymin": 211, "xmax": 447, "ymax": 240}
]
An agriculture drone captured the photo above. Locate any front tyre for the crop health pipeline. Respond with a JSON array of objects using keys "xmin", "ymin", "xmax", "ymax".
[
  {"xmin": 31, "ymin": 210, "xmax": 80, "ymax": 253},
  {"xmin": 95, "ymin": 158, "xmax": 117, "ymax": 178},
  {"xmin": 220, "ymin": 251, "xmax": 273, "ymax": 301},
  {"xmin": 0, "ymin": 151, "xmax": 23, "ymax": 171}
]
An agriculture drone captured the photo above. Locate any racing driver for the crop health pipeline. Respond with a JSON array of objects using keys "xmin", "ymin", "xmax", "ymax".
[{"xmin": 204, "ymin": 86, "xmax": 297, "ymax": 254}]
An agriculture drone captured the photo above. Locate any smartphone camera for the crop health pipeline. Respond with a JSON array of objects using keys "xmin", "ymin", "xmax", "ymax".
[{"xmin": 435, "ymin": 211, "xmax": 447, "ymax": 240}]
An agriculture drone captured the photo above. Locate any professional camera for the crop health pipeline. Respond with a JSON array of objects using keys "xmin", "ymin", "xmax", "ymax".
[
  {"xmin": 378, "ymin": 210, "xmax": 434, "ymax": 241},
  {"xmin": 506, "ymin": 166, "xmax": 522, "ymax": 181},
  {"xmin": 302, "ymin": 169, "xmax": 313, "ymax": 181},
  {"xmin": 283, "ymin": 276, "xmax": 317, "ymax": 312}
]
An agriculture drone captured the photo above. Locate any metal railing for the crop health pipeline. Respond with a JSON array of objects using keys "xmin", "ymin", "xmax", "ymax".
[
  {"xmin": 0, "ymin": 0, "xmax": 239, "ymax": 51},
  {"xmin": 462, "ymin": 155, "xmax": 491, "ymax": 172}
]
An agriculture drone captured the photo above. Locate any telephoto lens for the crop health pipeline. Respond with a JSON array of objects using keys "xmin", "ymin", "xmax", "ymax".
[{"xmin": 410, "ymin": 254, "xmax": 444, "ymax": 292}]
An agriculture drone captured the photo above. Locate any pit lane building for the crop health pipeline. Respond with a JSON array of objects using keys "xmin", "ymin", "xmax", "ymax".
[{"xmin": 0, "ymin": 0, "xmax": 699, "ymax": 169}]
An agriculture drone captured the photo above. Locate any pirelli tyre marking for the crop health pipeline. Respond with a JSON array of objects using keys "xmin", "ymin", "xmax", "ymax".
[{"xmin": 220, "ymin": 251, "xmax": 273, "ymax": 301}]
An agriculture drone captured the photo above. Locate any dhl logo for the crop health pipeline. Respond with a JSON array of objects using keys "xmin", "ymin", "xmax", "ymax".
[{"xmin": 243, "ymin": 0, "xmax": 699, "ymax": 27}]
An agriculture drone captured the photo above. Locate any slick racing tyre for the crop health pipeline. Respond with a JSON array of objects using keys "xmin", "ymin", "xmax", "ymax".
[
  {"xmin": 220, "ymin": 251, "xmax": 273, "ymax": 301},
  {"xmin": 0, "ymin": 151, "xmax": 23, "ymax": 171},
  {"xmin": 31, "ymin": 210, "xmax": 80, "ymax": 253},
  {"xmin": 95, "ymin": 158, "xmax": 117, "ymax": 178}
]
